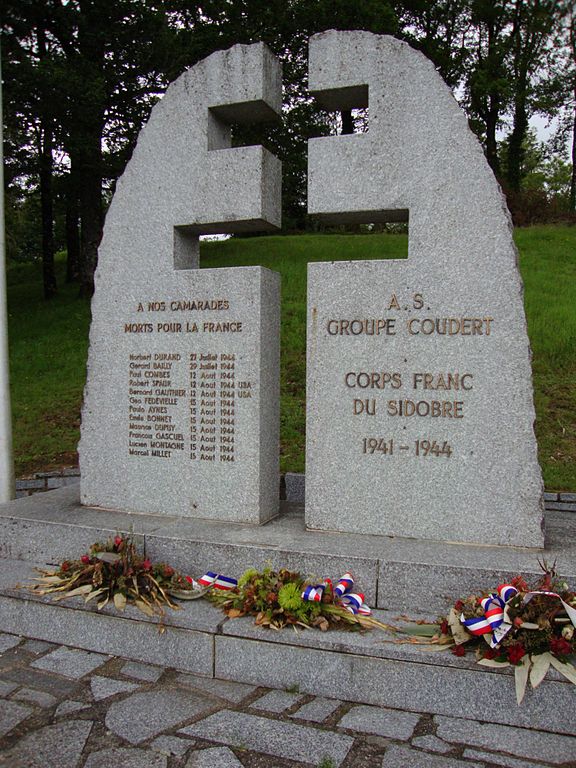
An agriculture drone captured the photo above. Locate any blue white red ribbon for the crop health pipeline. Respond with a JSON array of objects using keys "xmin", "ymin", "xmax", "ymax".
[
  {"xmin": 197, "ymin": 571, "xmax": 238, "ymax": 590},
  {"xmin": 302, "ymin": 572, "xmax": 372, "ymax": 616},
  {"xmin": 460, "ymin": 583, "xmax": 518, "ymax": 648}
]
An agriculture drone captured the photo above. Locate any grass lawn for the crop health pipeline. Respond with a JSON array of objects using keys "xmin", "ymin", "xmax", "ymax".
[{"xmin": 7, "ymin": 224, "xmax": 576, "ymax": 491}]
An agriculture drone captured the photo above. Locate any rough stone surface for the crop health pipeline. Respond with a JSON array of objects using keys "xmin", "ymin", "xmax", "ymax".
[
  {"xmin": 285, "ymin": 472, "xmax": 305, "ymax": 503},
  {"xmin": 176, "ymin": 673, "xmax": 256, "ymax": 703},
  {"xmin": 106, "ymin": 689, "xmax": 216, "ymax": 745},
  {"xmin": 0, "ymin": 586, "xmax": 216, "ymax": 675},
  {"xmin": 0, "ymin": 633, "xmax": 20, "ymax": 653},
  {"xmin": 0, "ymin": 720, "xmax": 93, "ymax": 768},
  {"xmin": 80, "ymin": 42, "xmax": 282, "ymax": 525},
  {"xmin": 0, "ymin": 679, "xmax": 18, "ymax": 696},
  {"xmin": 13, "ymin": 686, "xmax": 58, "ymax": 708},
  {"xmin": 338, "ymin": 704, "xmax": 420, "ymax": 740},
  {"xmin": 250, "ymin": 689, "xmax": 303, "ymax": 713},
  {"xmin": 215, "ymin": 636, "xmax": 576, "ymax": 735},
  {"xmin": 290, "ymin": 696, "xmax": 342, "ymax": 722},
  {"xmin": 305, "ymin": 30, "xmax": 544, "ymax": 548},
  {"xmin": 0, "ymin": 700, "xmax": 32, "ymax": 738},
  {"xmin": 411, "ymin": 735, "xmax": 452, "ymax": 754},
  {"xmin": 1, "ymin": 666, "xmax": 80, "ymax": 698},
  {"xmin": 84, "ymin": 747, "xmax": 167, "ymax": 768},
  {"xmin": 185, "ymin": 747, "xmax": 244, "ymax": 768},
  {"xmin": 55, "ymin": 700, "xmax": 91, "ymax": 717},
  {"xmin": 381, "ymin": 745, "xmax": 483, "ymax": 767},
  {"xmin": 180, "ymin": 710, "xmax": 354, "ymax": 766},
  {"xmin": 31, "ymin": 646, "xmax": 108, "ymax": 679},
  {"xmin": 150, "ymin": 735, "xmax": 193, "ymax": 757},
  {"xmin": 90, "ymin": 675, "xmax": 140, "ymax": 700},
  {"xmin": 21, "ymin": 639, "xmax": 56, "ymax": 654},
  {"xmin": 462, "ymin": 749, "xmax": 551, "ymax": 768},
  {"xmin": 121, "ymin": 661, "xmax": 164, "ymax": 682},
  {"xmin": 435, "ymin": 715, "xmax": 576, "ymax": 764}
]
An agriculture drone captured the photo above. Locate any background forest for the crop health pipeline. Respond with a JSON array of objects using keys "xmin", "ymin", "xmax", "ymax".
[
  {"xmin": 3, "ymin": 0, "xmax": 576, "ymax": 298},
  {"xmin": 2, "ymin": 2, "xmax": 576, "ymax": 489}
]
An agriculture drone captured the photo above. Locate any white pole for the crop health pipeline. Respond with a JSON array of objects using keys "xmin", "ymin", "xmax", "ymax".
[{"xmin": 0, "ymin": 42, "xmax": 16, "ymax": 502}]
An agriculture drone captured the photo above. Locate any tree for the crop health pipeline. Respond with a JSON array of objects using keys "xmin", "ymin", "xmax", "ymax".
[{"xmin": 506, "ymin": 0, "xmax": 566, "ymax": 192}]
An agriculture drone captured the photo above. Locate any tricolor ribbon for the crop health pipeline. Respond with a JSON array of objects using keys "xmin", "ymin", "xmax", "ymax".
[
  {"xmin": 302, "ymin": 572, "xmax": 372, "ymax": 616},
  {"xmin": 461, "ymin": 583, "xmax": 518, "ymax": 648},
  {"xmin": 197, "ymin": 571, "xmax": 238, "ymax": 591}
]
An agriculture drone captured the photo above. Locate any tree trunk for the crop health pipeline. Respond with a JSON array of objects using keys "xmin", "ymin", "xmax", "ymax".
[
  {"xmin": 78, "ymin": 130, "xmax": 103, "ymax": 298},
  {"xmin": 76, "ymin": 0, "xmax": 105, "ymax": 298},
  {"xmin": 507, "ymin": 87, "xmax": 528, "ymax": 192},
  {"xmin": 571, "ymin": 84, "xmax": 576, "ymax": 213},
  {"xmin": 485, "ymin": 101, "xmax": 500, "ymax": 176},
  {"xmin": 37, "ymin": 27, "xmax": 57, "ymax": 299},
  {"xmin": 65, "ymin": 162, "xmax": 80, "ymax": 283},
  {"xmin": 341, "ymin": 109, "xmax": 354, "ymax": 135},
  {"xmin": 39, "ymin": 125, "xmax": 57, "ymax": 299}
]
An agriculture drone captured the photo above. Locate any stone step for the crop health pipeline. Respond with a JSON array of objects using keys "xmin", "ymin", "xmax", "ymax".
[
  {"xmin": 0, "ymin": 556, "xmax": 574, "ymax": 737},
  {"xmin": 1, "ymin": 487, "xmax": 575, "ymax": 614}
]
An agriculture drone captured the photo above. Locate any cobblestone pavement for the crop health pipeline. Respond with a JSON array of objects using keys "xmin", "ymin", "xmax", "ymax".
[{"xmin": 0, "ymin": 632, "xmax": 574, "ymax": 768}]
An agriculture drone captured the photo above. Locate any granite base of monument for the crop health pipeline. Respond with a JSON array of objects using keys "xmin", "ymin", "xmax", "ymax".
[{"xmin": 0, "ymin": 487, "xmax": 574, "ymax": 733}]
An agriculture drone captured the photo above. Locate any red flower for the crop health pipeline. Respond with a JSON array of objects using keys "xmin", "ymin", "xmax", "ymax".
[
  {"xmin": 142, "ymin": 559, "xmax": 152, "ymax": 571},
  {"xmin": 185, "ymin": 575, "xmax": 194, "ymax": 584},
  {"xmin": 507, "ymin": 644, "xmax": 526, "ymax": 664},
  {"xmin": 550, "ymin": 636, "xmax": 572, "ymax": 656},
  {"xmin": 440, "ymin": 620, "xmax": 449, "ymax": 635},
  {"xmin": 114, "ymin": 535, "xmax": 123, "ymax": 548},
  {"xmin": 163, "ymin": 566, "xmax": 174, "ymax": 578},
  {"xmin": 511, "ymin": 575, "xmax": 529, "ymax": 592},
  {"xmin": 452, "ymin": 644, "xmax": 466, "ymax": 657},
  {"xmin": 454, "ymin": 600, "xmax": 464, "ymax": 612},
  {"xmin": 483, "ymin": 648, "xmax": 498, "ymax": 660},
  {"xmin": 61, "ymin": 561, "xmax": 70, "ymax": 572},
  {"xmin": 81, "ymin": 555, "xmax": 90, "ymax": 565}
]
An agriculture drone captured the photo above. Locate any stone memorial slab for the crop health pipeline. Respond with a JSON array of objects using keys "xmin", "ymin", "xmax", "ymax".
[
  {"xmin": 80, "ymin": 43, "xmax": 281, "ymax": 523},
  {"xmin": 305, "ymin": 30, "xmax": 544, "ymax": 547}
]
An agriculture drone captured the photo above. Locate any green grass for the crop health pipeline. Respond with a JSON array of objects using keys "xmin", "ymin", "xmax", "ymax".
[{"xmin": 7, "ymin": 226, "xmax": 576, "ymax": 490}]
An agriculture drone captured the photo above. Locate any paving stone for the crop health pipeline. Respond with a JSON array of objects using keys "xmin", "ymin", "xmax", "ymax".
[
  {"xmin": 121, "ymin": 661, "xmax": 164, "ymax": 682},
  {"xmin": 176, "ymin": 673, "xmax": 256, "ymax": 703},
  {"xmin": 0, "ymin": 679, "xmax": 18, "ymax": 697},
  {"xmin": 21, "ymin": 639, "xmax": 57, "ymax": 654},
  {"xmin": 546, "ymin": 501, "xmax": 576, "ymax": 512},
  {"xmin": 55, "ymin": 700, "xmax": 91, "ymax": 717},
  {"xmin": 31, "ymin": 646, "xmax": 108, "ymax": 679},
  {"xmin": 13, "ymin": 686, "xmax": 58, "ymax": 708},
  {"xmin": 84, "ymin": 747, "xmax": 167, "ymax": 768},
  {"xmin": 463, "ymin": 749, "xmax": 551, "ymax": 768},
  {"xmin": 338, "ymin": 704, "xmax": 420, "ymax": 740},
  {"xmin": 0, "ymin": 719, "xmax": 93, "ymax": 767},
  {"xmin": 186, "ymin": 747, "xmax": 244, "ymax": 768},
  {"xmin": 0, "ymin": 633, "xmax": 21, "ymax": 653},
  {"xmin": 435, "ymin": 716, "xmax": 576, "ymax": 764},
  {"xmin": 543, "ymin": 492, "xmax": 558, "ymax": 502},
  {"xmin": 381, "ymin": 745, "xmax": 483, "ymax": 767},
  {"xmin": 0, "ymin": 700, "xmax": 32, "ymax": 738},
  {"xmin": 290, "ymin": 697, "xmax": 342, "ymax": 723},
  {"xmin": 2, "ymin": 667, "xmax": 79, "ymax": 697},
  {"xmin": 106, "ymin": 689, "xmax": 216, "ymax": 745},
  {"xmin": 560, "ymin": 492, "xmax": 576, "ymax": 503},
  {"xmin": 250, "ymin": 689, "xmax": 303, "ymax": 713},
  {"xmin": 91, "ymin": 675, "xmax": 140, "ymax": 701},
  {"xmin": 180, "ymin": 710, "xmax": 354, "ymax": 767},
  {"xmin": 151, "ymin": 735, "xmax": 193, "ymax": 757},
  {"xmin": 411, "ymin": 735, "xmax": 452, "ymax": 754}
]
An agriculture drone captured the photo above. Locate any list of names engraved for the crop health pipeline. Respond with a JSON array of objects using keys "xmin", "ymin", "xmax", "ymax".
[{"xmin": 128, "ymin": 350, "xmax": 252, "ymax": 464}]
